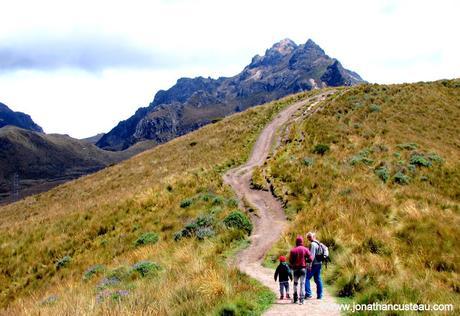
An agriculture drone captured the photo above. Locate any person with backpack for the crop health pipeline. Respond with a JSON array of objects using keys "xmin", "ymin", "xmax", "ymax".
[
  {"xmin": 305, "ymin": 231, "xmax": 327, "ymax": 299},
  {"xmin": 289, "ymin": 235, "xmax": 313, "ymax": 304},
  {"xmin": 274, "ymin": 255, "xmax": 293, "ymax": 300}
]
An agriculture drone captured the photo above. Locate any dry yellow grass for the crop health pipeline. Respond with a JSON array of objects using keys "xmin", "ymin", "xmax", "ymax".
[
  {"xmin": 263, "ymin": 80, "xmax": 460, "ymax": 310},
  {"xmin": 0, "ymin": 91, "xmax": 318, "ymax": 315}
]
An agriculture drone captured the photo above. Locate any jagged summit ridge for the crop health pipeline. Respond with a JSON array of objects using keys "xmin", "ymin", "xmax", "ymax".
[{"xmin": 97, "ymin": 38, "xmax": 365, "ymax": 151}]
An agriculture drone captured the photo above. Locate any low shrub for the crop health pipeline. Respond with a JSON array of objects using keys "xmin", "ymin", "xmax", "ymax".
[
  {"xmin": 428, "ymin": 153, "xmax": 443, "ymax": 164},
  {"xmin": 212, "ymin": 196, "xmax": 224, "ymax": 205},
  {"xmin": 223, "ymin": 211, "xmax": 253, "ymax": 234},
  {"xmin": 40, "ymin": 295, "xmax": 58, "ymax": 306},
  {"xmin": 410, "ymin": 154, "xmax": 432, "ymax": 167},
  {"xmin": 174, "ymin": 214, "xmax": 215, "ymax": 241},
  {"xmin": 369, "ymin": 104, "xmax": 381, "ymax": 112},
  {"xmin": 134, "ymin": 232, "xmax": 159, "ymax": 246},
  {"xmin": 96, "ymin": 289, "xmax": 130, "ymax": 303},
  {"xmin": 350, "ymin": 155, "xmax": 374, "ymax": 166},
  {"xmin": 180, "ymin": 198, "xmax": 193, "ymax": 208},
  {"xmin": 397, "ymin": 143, "xmax": 418, "ymax": 150},
  {"xmin": 55, "ymin": 256, "xmax": 72, "ymax": 270},
  {"xmin": 196, "ymin": 226, "xmax": 215, "ymax": 240},
  {"xmin": 393, "ymin": 171, "xmax": 410, "ymax": 185},
  {"xmin": 350, "ymin": 149, "xmax": 374, "ymax": 166},
  {"xmin": 375, "ymin": 166, "xmax": 389, "ymax": 183},
  {"xmin": 302, "ymin": 157, "xmax": 314, "ymax": 166},
  {"xmin": 312, "ymin": 143, "xmax": 330, "ymax": 155},
  {"xmin": 131, "ymin": 260, "xmax": 161, "ymax": 277},
  {"xmin": 97, "ymin": 276, "xmax": 121, "ymax": 290},
  {"xmin": 83, "ymin": 264, "xmax": 105, "ymax": 281}
]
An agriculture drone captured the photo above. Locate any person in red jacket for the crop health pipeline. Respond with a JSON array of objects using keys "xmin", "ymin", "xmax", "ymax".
[{"xmin": 289, "ymin": 235, "xmax": 313, "ymax": 304}]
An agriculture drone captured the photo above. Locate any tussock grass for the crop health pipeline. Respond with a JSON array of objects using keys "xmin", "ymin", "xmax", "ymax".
[
  {"xmin": 263, "ymin": 80, "xmax": 460, "ymax": 309},
  {"xmin": 0, "ymin": 91, "xmax": 317, "ymax": 315}
]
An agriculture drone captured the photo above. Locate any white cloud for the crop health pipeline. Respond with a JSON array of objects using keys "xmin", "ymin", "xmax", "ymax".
[{"xmin": 0, "ymin": 0, "xmax": 458, "ymax": 138}]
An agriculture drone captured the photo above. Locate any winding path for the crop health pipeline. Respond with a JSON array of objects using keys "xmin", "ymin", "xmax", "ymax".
[{"xmin": 223, "ymin": 92, "xmax": 340, "ymax": 316}]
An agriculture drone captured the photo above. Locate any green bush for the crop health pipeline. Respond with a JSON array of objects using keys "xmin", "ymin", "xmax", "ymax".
[
  {"xmin": 393, "ymin": 171, "xmax": 410, "ymax": 185},
  {"xmin": 130, "ymin": 260, "xmax": 161, "ymax": 277},
  {"xmin": 83, "ymin": 264, "xmax": 105, "ymax": 281},
  {"xmin": 375, "ymin": 166, "xmax": 389, "ymax": 183},
  {"xmin": 174, "ymin": 215, "xmax": 215, "ymax": 241},
  {"xmin": 428, "ymin": 153, "xmax": 443, "ymax": 163},
  {"xmin": 410, "ymin": 154, "xmax": 432, "ymax": 167},
  {"xmin": 212, "ymin": 196, "xmax": 224, "ymax": 205},
  {"xmin": 369, "ymin": 104, "xmax": 381, "ymax": 112},
  {"xmin": 312, "ymin": 143, "xmax": 330, "ymax": 155},
  {"xmin": 196, "ymin": 227, "xmax": 215, "ymax": 240},
  {"xmin": 302, "ymin": 157, "xmax": 314, "ymax": 166},
  {"xmin": 397, "ymin": 143, "xmax": 418, "ymax": 150},
  {"xmin": 350, "ymin": 148, "xmax": 374, "ymax": 166},
  {"xmin": 55, "ymin": 256, "xmax": 71, "ymax": 270},
  {"xmin": 180, "ymin": 198, "xmax": 193, "ymax": 208},
  {"xmin": 219, "ymin": 304, "xmax": 237, "ymax": 316},
  {"xmin": 224, "ymin": 211, "xmax": 253, "ymax": 234},
  {"xmin": 350, "ymin": 155, "xmax": 374, "ymax": 166},
  {"xmin": 134, "ymin": 232, "xmax": 159, "ymax": 246}
]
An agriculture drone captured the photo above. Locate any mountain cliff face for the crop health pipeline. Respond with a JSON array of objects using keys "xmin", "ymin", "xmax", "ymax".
[
  {"xmin": 97, "ymin": 38, "xmax": 365, "ymax": 150},
  {"xmin": 0, "ymin": 102, "xmax": 43, "ymax": 132}
]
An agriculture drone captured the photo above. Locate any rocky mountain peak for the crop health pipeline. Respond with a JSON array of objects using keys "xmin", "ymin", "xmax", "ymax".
[
  {"xmin": 269, "ymin": 38, "xmax": 297, "ymax": 55},
  {"xmin": 97, "ymin": 38, "xmax": 365, "ymax": 151}
]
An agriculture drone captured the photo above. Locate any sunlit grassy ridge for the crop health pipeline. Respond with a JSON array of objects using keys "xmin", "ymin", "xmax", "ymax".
[
  {"xmin": 262, "ymin": 80, "xmax": 460, "ymax": 310},
  {"xmin": 0, "ymin": 91, "xmax": 316, "ymax": 315}
]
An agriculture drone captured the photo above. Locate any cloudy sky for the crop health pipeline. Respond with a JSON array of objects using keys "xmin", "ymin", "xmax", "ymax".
[{"xmin": 0, "ymin": 0, "xmax": 458, "ymax": 138}]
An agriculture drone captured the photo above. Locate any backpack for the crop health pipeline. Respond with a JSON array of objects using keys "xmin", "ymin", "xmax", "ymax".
[{"xmin": 313, "ymin": 240, "xmax": 330, "ymax": 264}]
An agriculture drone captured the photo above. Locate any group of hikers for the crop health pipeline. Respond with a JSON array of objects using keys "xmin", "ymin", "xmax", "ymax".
[{"xmin": 274, "ymin": 232, "xmax": 328, "ymax": 305}]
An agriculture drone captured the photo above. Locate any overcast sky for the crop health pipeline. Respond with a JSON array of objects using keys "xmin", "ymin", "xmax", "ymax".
[{"xmin": 0, "ymin": 0, "xmax": 458, "ymax": 138}]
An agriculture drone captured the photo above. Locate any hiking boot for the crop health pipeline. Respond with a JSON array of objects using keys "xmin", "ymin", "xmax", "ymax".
[
  {"xmin": 286, "ymin": 294, "xmax": 291, "ymax": 300},
  {"xmin": 299, "ymin": 299, "xmax": 304, "ymax": 305},
  {"xmin": 279, "ymin": 295, "xmax": 284, "ymax": 300}
]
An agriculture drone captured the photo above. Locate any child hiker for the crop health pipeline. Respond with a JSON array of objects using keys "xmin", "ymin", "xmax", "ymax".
[{"xmin": 274, "ymin": 255, "xmax": 293, "ymax": 300}]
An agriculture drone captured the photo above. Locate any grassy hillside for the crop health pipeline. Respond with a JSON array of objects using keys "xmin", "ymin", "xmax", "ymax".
[
  {"xmin": 261, "ymin": 80, "xmax": 460, "ymax": 308},
  {"xmin": 0, "ymin": 92, "xmax": 313, "ymax": 315},
  {"xmin": 0, "ymin": 127, "xmax": 155, "ymax": 203}
]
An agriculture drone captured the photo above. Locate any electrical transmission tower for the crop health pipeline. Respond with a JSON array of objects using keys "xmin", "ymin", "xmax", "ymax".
[{"xmin": 12, "ymin": 172, "xmax": 19, "ymax": 201}]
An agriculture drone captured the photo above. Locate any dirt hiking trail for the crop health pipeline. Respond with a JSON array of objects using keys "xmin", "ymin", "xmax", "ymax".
[{"xmin": 224, "ymin": 92, "xmax": 340, "ymax": 316}]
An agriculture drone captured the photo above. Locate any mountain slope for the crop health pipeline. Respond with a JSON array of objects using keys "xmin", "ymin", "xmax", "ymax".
[
  {"xmin": 261, "ymin": 79, "xmax": 460, "ymax": 307},
  {"xmin": 0, "ymin": 92, "xmax": 310, "ymax": 314},
  {"xmin": 1, "ymin": 80, "xmax": 457, "ymax": 315},
  {"xmin": 0, "ymin": 127, "xmax": 154, "ymax": 203},
  {"xmin": 0, "ymin": 102, "xmax": 43, "ymax": 132},
  {"xmin": 97, "ymin": 38, "xmax": 364, "ymax": 151},
  {"xmin": 81, "ymin": 133, "xmax": 105, "ymax": 144}
]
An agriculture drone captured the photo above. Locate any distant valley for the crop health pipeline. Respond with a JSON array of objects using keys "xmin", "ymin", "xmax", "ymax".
[{"xmin": 0, "ymin": 38, "xmax": 364, "ymax": 203}]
